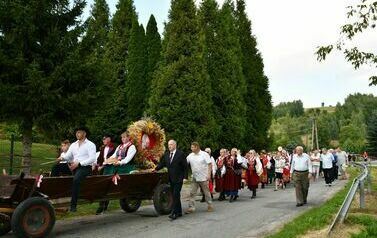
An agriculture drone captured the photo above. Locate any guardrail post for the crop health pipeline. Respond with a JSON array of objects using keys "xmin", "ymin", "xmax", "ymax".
[
  {"xmin": 359, "ymin": 180, "xmax": 365, "ymax": 209},
  {"xmin": 367, "ymin": 164, "xmax": 372, "ymax": 193}
]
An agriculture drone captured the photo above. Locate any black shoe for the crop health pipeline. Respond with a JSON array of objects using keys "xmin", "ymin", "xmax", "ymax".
[
  {"xmin": 96, "ymin": 207, "xmax": 104, "ymax": 215},
  {"xmin": 251, "ymin": 195, "xmax": 256, "ymax": 199},
  {"xmin": 303, "ymin": 201, "xmax": 307, "ymax": 204},
  {"xmin": 200, "ymin": 196, "xmax": 205, "ymax": 203},
  {"xmin": 169, "ymin": 214, "xmax": 178, "ymax": 220},
  {"xmin": 233, "ymin": 195, "xmax": 238, "ymax": 201},
  {"xmin": 177, "ymin": 214, "xmax": 182, "ymax": 217},
  {"xmin": 229, "ymin": 196, "xmax": 234, "ymax": 203},
  {"xmin": 296, "ymin": 203, "xmax": 303, "ymax": 207},
  {"xmin": 70, "ymin": 206, "xmax": 77, "ymax": 212}
]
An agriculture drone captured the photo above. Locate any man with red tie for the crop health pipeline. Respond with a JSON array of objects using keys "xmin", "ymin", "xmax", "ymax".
[{"xmin": 155, "ymin": 140, "xmax": 187, "ymax": 220}]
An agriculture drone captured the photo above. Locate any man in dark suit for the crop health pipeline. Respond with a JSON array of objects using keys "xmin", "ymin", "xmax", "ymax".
[{"xmin": 155, "ymin": 139, "xmax": 188, "ymax": 220}]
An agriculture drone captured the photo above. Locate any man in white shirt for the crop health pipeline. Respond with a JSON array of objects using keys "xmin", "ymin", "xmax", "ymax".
[
  {"xmin": 185, "ymin": 142, "xmax": 213, "ymax": 214},
  {"xmin": 321, "ymin": 148, "xmax": 334, "ymax": 186},
  {"xmin": 290, "ymin": 146, "xmax": 312, "ymax": 207},
  {"xmin": 58, "ymin": 127, "xmax": 96, "ymax": 212},
  {"xmin": 201, "ymin": 147, "xmax": 217, "ymax": 202}
]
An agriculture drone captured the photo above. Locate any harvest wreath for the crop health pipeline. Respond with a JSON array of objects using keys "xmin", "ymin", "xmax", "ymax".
[{"xmin": 128, "ymin": 118, "xmax": 166, "ymax": 169}]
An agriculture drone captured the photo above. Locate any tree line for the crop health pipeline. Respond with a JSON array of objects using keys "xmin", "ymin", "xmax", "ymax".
[
  {"xmin": 0, "ymin": 0, "xmax": 272, "ymax": 174},
  {"xmin": 270, "ymin": 94, "xmax": 377, "ymax": 156}
]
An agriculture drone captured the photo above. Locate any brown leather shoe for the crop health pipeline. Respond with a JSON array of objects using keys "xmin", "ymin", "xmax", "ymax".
[
  {"xmin": 207, "ymin": 205, "xmax": 214, "ymax": 212},
  {"xmin": 185, "ymin": 207, "xmax": 195, "ymax": 214}
]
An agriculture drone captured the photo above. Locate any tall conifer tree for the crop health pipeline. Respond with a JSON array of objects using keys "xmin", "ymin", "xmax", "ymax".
[
  {"xmin": 148, "ymin": 0, "xmax": 218, "ymax": 150},
  {"xmin": 81, "ymin": 0, "xmax": 114, "ymax": 142},
  {"xmin": 199, "ymin": 0, "xmax": 247, "ymax": 149},
  {"xmin": 0, "ymin": 0, "xmax": 102, "ymax": 174},
  {"xmin": 235, "ymin": 0, "xmax": 272, "ymax": 150},
  {"xmin": 125, "ymin": 22, "xmax": 147, "ymax": 123},
  {"xmin": 81, "ymin": 0, "xmax": 110, "ymax": 55},
  {"xmin": 102, "ymin": 0, "xmax": 138, "ymax": 135},
  {"xmin": 367, "ymin": 110, "xmax": 377, "ymax": 156},
  {"xmin": 145, "ymin": 15, "xmax": 162, "ymax": 101}
]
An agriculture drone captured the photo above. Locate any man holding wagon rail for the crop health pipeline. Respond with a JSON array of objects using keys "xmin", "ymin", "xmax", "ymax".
[{"xmin": 57, "ymin": 127, "xmax": 96, "ymax": 212}]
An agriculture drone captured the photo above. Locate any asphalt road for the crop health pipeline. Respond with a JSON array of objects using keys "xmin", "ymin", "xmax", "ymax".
[{"xmin": 39, "ymin": 177, "xmax": 347, "ymax": 238}]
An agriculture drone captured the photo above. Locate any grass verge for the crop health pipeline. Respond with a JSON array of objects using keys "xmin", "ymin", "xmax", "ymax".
[
  {"xmin": 266, "ymin": 167, "xmax": 358, "ymax": 238},
  {"xmin": 0, "ymin": 139, "xmax": 58, "ymax": 174}
]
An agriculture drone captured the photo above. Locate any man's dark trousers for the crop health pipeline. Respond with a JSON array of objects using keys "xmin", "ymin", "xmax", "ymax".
[
  {"xmin": 71, "ymin": 166, "xmax": 91, "ymax": 209},
  {"xmin": 171, "ymin": 181, "xmax": 183, "ymax": 215}
]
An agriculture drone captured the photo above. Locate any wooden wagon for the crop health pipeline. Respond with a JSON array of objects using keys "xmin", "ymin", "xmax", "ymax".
[{"xmin": 0, "ymin": 171, "xmax": 172, "ymax": 237}]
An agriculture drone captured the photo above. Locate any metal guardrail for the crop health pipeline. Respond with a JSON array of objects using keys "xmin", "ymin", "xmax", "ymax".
[{"xmin": 327, "ymin": 162, "xmax": 371, "ymax": 234}]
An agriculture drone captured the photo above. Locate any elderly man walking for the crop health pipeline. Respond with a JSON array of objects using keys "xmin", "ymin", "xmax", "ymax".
[
  {"xmin": 185, "ymin": 142, "xmax": 214, "ymax": 214},
  {"xmin": 290, "ymin": 146, "xmax": 312, "ymax": 207},
  {"xmin": 155, "ymin": 139, "xmax": 187, "ymax": 220}
]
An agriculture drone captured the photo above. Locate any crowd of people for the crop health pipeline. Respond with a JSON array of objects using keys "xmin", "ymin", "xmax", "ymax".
[{"xmin": 50, "ymin": 127, "xmax": 350, "ymax": 219}]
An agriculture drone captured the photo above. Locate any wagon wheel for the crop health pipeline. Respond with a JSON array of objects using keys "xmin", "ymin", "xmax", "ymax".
[
  {"xmin": 11, "ymin": 197, "xmax": 55, "ymax": 238},
  {"xmin": 119, "ymin": 198, "xmax": 142, "ymax": 213},
  {"xmin": 153, "ymin": 184, "xmax": 173, "ymax": 215},
  {"xmin": 0, "ymin": 213, "xmax": 11, "ymax": 236}
]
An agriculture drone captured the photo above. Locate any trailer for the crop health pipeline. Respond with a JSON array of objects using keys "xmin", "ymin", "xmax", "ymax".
[{"xmin": 0, "ymin": 171, "xmax": 172, "ymax": 237}]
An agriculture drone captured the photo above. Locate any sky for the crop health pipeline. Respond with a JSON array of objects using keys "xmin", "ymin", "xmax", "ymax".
[{"xmin": 84, "ymin": 0, "xmax": 377, "ymax": 108}]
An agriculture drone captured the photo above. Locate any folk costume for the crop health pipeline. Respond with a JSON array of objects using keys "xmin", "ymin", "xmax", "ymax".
[
  {"xmin": 104, "ymin": 141, "xmax": 137, "ymax": 175},
  {"xmin": 260, "ymin": 154, "xmax": 269, "ymax": 188},
  {"xmin": 246, "ymin": 155, "xmax": 262, "ymax": 198},
  {"xmin": 223, "ymin": 155, "xmax": 242, "ymax": 202},
  {"xmin": 96, "ymin": 141, "xmax": 137, "ymax": 215},
  {"xmin": 215, "ymin": 156, "xmax": 226, "ymax": 201},
  {"xmin": 92, "ymin": 142, "xmax": 115, "ymax": 175},
  {"xmin": 282, "ymin": 155, "xmax": 291, "ymax": 184}
]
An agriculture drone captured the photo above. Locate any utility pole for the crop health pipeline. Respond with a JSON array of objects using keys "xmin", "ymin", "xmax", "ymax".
[
  {"xmin": 311, "ymin": 118, "xmax": 315, "ymax": 150},
  {"xmin": 310, "ymin": 117, "xmax": 319, "ymax": 150},
  {"xmin": 314, "ymin": 118, "xmax": 319, "ymax": 150}
]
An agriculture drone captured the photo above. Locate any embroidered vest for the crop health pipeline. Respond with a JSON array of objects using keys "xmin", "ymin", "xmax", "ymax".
[{"xmin": 116, "ymin": 142, "xmax": 134, "ymax": 163}]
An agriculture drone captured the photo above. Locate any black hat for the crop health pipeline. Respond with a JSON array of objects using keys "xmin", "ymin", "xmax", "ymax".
[
  {"xmin": 74, "ymin": 126, "xmax": 90, "ymax": 135},
  {"xmin": 102, "ymin": 134, "xmax": 112, "ymax": 140}
]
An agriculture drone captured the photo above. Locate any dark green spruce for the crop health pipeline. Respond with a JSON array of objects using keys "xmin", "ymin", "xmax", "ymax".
[
  {"xmin": 125, "ymin": 22, "xmax": 147, "ymax": 123},
  {"xmin": 145, "ymin": 15, "xmax": 162, "ymax": 102},
  {"xmin": 148, "ymin": 0, "xmax": 218, "ymax": 150},
  {"xmin": 0, "ymin": 0, "xmax": 103, "ymax": 174},
  {"xmin": 235, "ymin": 0, "xmax": 272, "ymax": 151},
  {"xmin": 199, "ymin": 0, "xmax": 247, "ymax": 150}
]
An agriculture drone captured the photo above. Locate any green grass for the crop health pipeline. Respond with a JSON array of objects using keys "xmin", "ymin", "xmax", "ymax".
[
  {"xmin": 347, "ymin": 215, "xmax": 377, "ymax": 238},
  {"xmin": 0, "ymin": 139, "xmax": 58, "ymax": 174},
  {"xmin": 266, "ymin": 168, "xmax": 358, "ymax": 238}
]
